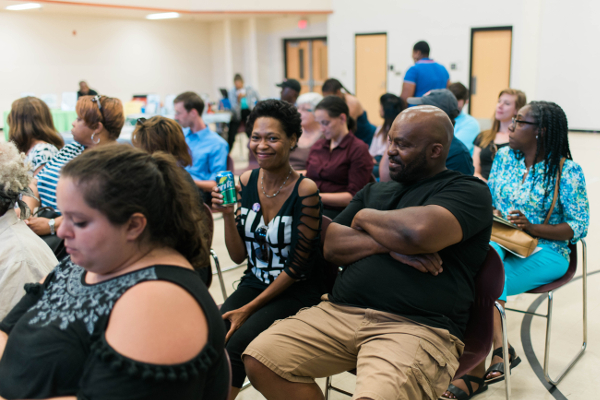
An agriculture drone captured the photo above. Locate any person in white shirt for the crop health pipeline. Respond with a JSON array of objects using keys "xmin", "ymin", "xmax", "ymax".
[{"xmin": 0, "ymin": 141, "xmax": 57, "ymax": 320}]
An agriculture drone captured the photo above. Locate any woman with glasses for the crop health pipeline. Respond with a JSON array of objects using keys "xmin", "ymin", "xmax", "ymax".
[
  {"xmin": 23, "ymin": 95, "xmax": 124, "ymax": 247},
  {"xmin": 291, "ymin": 92, "xmax": 323, "ymax": 171},
  {"xmin": 212, "ymin": 99, "xmax": 324, "ymax": 399},
  {"xmin": 131, "ymin": 116, "xmax": 212, "ymax": 286},
  {"xmin": 473, "ymin": 89, "xmax": 526, "ymax": 181},
  {"xmin": 7, "ymin": 96, "xmax": 64, "ymax": 176},
  {"xmin": 442, "ymin": 101, "xmax": 589, "ymax": 400}
]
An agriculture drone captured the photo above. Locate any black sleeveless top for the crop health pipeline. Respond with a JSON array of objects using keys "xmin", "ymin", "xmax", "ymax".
[
  {"xmin": 236, "ymin": 169, "xmax": 325, "ymax": 291},
  {"xmin": 0, "ymin": 258, "xmax": 229, "ymax": 400}
]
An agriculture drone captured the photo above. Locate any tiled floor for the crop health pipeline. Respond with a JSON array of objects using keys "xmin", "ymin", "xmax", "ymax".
[{"xmin": 210, "ymin": 132, "xmax": 600, "ymax": 399}]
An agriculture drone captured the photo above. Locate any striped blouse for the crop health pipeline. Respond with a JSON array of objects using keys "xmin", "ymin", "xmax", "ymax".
[{"xmin": 36, "ymin": 142, "xmax": 85, "ymax": 213}]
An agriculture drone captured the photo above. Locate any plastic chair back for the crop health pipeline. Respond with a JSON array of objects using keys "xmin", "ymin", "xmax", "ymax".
[{"xmin": 455, "ymin": 247, "xmax": 505, "ymax": 377}]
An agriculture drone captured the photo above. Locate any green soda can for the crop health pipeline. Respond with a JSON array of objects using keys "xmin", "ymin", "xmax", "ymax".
[{"xmin": 216, "ymin": 171, "xmax": 237, "ymax": 206}]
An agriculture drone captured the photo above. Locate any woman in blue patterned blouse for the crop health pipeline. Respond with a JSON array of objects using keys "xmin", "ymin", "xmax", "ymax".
[{"xmin": 442, "ymin": 101, "xmax": 589, "ymax": 400}]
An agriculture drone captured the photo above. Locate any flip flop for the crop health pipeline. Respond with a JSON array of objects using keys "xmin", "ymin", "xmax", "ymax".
[
  {"xmin": 484, "ymin": 346, "xmax": 522, "ymax": 385},
  {"xmin": 439, "ymin": 374, "xmax": 488, "ymax": 400}
]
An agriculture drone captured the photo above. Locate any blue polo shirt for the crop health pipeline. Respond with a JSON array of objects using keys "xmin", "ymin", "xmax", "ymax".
[
  {"xmin": 404, "ymin": 58, "xmax": 450, "ymax": 97},
  {"xmin": 183, "ymin": 126, "xmax": 229, "ymax": 182},
  {"xmin": 454, "ymin": 110, "xmax": 481, "ymax": 155}
]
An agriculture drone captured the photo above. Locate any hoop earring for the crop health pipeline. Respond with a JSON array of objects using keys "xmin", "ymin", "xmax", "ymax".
[{"xmin": 91, "ymin": 132, "xmax": 101, "ymax": 145}]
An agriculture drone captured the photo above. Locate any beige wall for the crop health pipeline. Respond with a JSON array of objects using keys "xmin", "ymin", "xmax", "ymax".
[{"xmin": 0, "ymin": 11, "xmax": 213, "ymax": 126}]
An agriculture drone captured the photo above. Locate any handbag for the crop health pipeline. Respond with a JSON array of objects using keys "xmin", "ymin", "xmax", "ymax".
[{"xmin": 490, "ymin": 158, "xmax": 565, "ymax": 257}]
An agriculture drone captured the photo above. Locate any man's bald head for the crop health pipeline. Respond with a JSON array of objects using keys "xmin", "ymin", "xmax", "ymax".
[{"xmin": 387, "ymin": 106, "xmax": 454, "ymax": 183}]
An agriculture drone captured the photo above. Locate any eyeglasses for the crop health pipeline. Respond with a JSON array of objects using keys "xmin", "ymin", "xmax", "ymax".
[
  {"xmin": 91, "ymin": 95, "xmax": 104, "ymax": 121},
  {"xmin": 254, "ymin": 226, "xmax": 271, "ymax": 263},
  {"xmin": 511, "ymin": 117, "xmax": 537, "ymax": 127}
]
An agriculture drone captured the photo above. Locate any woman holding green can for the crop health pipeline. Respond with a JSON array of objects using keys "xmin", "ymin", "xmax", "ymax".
[{"xmin": 212, "ymin": 99, "xmax": 325, "ymax": 399}]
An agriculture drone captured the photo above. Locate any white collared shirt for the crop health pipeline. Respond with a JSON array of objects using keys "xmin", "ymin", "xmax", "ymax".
[{"xmin": 0, "ymin": 209, "xmax": 57, "ymax": 320}]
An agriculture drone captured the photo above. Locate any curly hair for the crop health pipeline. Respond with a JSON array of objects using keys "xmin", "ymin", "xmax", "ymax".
[
  {"xmin": 61, "ymin": 145, "xmax": 209, "ymax": 273},
  {"xmin": 0, "ymin": 141, "xmax": 32, "ymax": 218},
  {"xmin": 520, "ymin": 101, "xmax": 572, "ymax": 204},
  {"xmin": 245, "ymin": 99, "xmax": 303, "ymax": 141}
]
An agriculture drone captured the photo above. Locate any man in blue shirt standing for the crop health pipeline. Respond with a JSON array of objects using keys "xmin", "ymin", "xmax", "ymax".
[
  {"xmin": 448, "ymin": 82, "xmax": 481, "ymax": 155},
  {"xmin": 401, "ymin": 41, "xmax": 450, "ymax": 101},
  {"xmin": 174, "ymin": 91, "xmax": 229, "ymax": 192}
]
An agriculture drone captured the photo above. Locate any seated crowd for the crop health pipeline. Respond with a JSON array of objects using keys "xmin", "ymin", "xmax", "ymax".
[{"xmin": 0, "ymin": 40, "xmax": 590, "ymax": 400}]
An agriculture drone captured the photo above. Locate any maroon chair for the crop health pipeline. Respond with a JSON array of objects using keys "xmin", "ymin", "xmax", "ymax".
[
  {"xmin": 325, "ymin": 247, "xmax": 511, "ymax": 400},
  {"xmin": 506, "ymin": 239, "xmax": 587, "ymax": 386},
  {"xmin": 203, "ymin": 203, "xmax": 228, "ymax": 301}
]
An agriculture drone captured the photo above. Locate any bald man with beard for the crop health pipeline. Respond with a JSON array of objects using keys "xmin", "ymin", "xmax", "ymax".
[{"xmin": 243, "ymin": 106, "xmax": 493, "ymax": 400}]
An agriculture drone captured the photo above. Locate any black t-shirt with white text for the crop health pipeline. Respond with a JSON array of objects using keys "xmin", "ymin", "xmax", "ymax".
[{"xmin": 330, "ymin": 170, "xmax": 492, "ymax": 339}]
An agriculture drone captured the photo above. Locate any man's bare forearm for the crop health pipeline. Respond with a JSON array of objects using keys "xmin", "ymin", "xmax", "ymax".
[
  {"xmin": 352, "ymin": 206, "xmax": 463, "ymax": 255},
  {"xmin": 324, "ymin": 223, "xmax": 389, "ymax": 266}
]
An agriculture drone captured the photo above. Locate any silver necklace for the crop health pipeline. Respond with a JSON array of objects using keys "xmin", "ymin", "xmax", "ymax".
[{"xmin": 261, "ymin": 167, "xmax": 293, "ymax": 198}]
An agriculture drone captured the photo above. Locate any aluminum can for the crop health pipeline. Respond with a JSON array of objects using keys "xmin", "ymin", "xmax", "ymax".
[{"xmin": 216, "ymin": 171, "xmax": 236, "ymax": 206}]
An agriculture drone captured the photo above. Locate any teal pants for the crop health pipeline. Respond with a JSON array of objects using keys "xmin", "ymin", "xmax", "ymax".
[{"xmin": 490, "ymin": 242, "xmax": 569, "ymax": 302}]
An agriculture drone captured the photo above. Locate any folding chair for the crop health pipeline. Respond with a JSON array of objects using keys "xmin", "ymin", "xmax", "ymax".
[
  {"xmin": 506, "ymin": 239, "xmax": 587, "ymax": 385},
  {"xmin": 203, "ymin": 203, "xmax": 228, "ymax": 301},
  {"xmin": 325, "ymin": 247, "xmax": 512, "ymax": 400}
]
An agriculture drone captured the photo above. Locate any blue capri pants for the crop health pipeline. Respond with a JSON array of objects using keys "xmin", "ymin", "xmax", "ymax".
[{"xmin": 490, "ymin": 242, "xmax": 569, "ymax": 302}]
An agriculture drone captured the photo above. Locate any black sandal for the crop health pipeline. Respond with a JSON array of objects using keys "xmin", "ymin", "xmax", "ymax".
[
  {"xmin": 439, "ymin": 374, "xmax": 488, "ymax": 400},
  {"xmin": 484, "ymin": 346, "xmax": 522, "ymax": 385}
]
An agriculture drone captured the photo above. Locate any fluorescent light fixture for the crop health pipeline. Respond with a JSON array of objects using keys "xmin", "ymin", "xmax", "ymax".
[
  {"xmin": 146, "ymin": 12, "xmax": 179, "ymax": 20},
  {"xmin": 6, "ymin": 3, "xmax": 42, "ymax": 10}
]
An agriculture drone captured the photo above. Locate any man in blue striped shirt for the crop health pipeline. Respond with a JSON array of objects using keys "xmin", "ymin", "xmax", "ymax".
[{"xmin": 174, "ymin": 92, "xmax": 229, "ymax": 193}]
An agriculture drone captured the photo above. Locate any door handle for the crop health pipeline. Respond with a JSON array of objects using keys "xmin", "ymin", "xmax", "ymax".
[{"xmin": 471, "ymin": 76, "xmax": 477, "ymax": 95}]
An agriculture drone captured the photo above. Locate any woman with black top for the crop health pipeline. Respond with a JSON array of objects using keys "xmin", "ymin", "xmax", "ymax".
[
  {"xmin": 132, "ymin": 116, "xmax": 212, "ymax": 286},
  {"xmin": 0, "ymin": 145, "xmax": 229, "ymax": 400},
  {"xmin": 473, "ymin": 89, "xmax": 526, "ymax": 181},
  {"xmin": 212, "ymin": 99, "xmax": 324, "ymax": 399}
]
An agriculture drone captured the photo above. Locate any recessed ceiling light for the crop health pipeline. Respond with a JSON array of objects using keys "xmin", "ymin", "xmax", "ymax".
[
  {"xmin": 146, "ymin": 12, "xmax": 179, "ymax": 20},
  {"xmin": 6, "ymin": 3, "xmax": 42, "ymax": 10}
]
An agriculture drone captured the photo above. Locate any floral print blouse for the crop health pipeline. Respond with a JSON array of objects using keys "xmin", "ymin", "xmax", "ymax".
[{"xmin": 488, "ymin": 147, "xmax": 589, "ymax": 260}]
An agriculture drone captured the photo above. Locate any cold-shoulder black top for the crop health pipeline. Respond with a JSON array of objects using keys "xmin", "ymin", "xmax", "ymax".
[{"xmin": 0, "ymin": 258, "xmax": 229, "ymax": 400}]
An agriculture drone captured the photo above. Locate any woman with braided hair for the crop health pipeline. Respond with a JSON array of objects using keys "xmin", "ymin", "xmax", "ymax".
[{"xmin": 442, "ymin": 101, "xmax": 589, "ymax": 400}]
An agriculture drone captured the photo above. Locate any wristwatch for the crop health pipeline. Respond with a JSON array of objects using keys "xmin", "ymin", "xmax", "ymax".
[{"xmin": 48, "ymin": 219, "xmax": 56, "ymax": 235}]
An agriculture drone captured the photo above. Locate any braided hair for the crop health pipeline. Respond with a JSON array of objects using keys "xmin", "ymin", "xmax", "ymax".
[{"xmin": 519, "ymin": 101, "xmax": 572, "ymax": 203}]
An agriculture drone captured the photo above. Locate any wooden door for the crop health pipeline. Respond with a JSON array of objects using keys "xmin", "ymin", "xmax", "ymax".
[
  {"xmin": 286, "ymin": 40, "xmax": 310, "ymax": 94},
  {"xmin": 469, "ymin": 28, "xmax": 512, "ymax": 118},
  {"xmin": 312, "ymin": 39, "xmax": 328, "ymax": 94},
  {"xmin": 355, "ymin": 34, "xmax": 387, "ymax": 126}
]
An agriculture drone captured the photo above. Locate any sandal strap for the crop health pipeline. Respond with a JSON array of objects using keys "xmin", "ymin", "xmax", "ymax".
[
  {"xmin": 445, "ymin": 383, "xmax": 468, "ymax": 399},
  {"xmin": 491, "ymin": 346, "xmax": 516, "ymax": 360},
  {"xmin": 457, "ymin": 374, "xmax": 485, "ymax": 395},
  {"xmin": 486, "ymin": 361, "xmax": 505, "ymax": 375}
]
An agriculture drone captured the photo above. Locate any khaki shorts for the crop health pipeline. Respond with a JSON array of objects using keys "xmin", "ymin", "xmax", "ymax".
[{"xmin": 243, "ymin": 296, "xmax": 464, "ymax": 400}]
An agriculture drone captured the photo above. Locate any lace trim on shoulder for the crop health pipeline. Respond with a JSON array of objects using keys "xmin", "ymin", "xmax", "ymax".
[
  {"xmin": 285, "ymin": 190, "xmax": 322, "ymax": 280},
  {"xmin": 90, "ymin": 334, "xmax": 219, "ymax": 382}
]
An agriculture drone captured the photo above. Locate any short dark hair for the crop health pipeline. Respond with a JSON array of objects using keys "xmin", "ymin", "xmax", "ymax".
[
  {"xmin": 174, "ymin": 91, "xmax": 204, "ymax": 115},
  {"xmin": 413, "ymin": 41, "xmax": 430, "ymax": 56},
  {"xmin": 234, "ymin": 73, "xmax": 243, "ymax": 82},
  {"xmin": 316, "ymin": 95, "xmax": 356, "ymax": 132},
  {"xmin": 132, "ymin": 116, "xmax": 192, "ymax": 167},
  {"xmin": 245, "ymin": 99, "xmax": 302, "ymax": 140},
  {"xmin": 448, "ymin": 82, "xmax": 469, "ymax": 101}
]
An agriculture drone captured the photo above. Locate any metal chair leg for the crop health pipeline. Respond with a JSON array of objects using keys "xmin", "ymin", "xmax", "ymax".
[
  {"xmin": 211, "ymin": 249, "xmax": 228, "ymax": 301},
  {"xmin": 542, "ymin": 239, "xmax": 587, "ymax": 385},
  {"xmin": 324, "ymin": 376, "xmax": 331, "ymax": 400},
  {"xmin": 495, "ymin": 301, "xmax": 511, "ymax": 400}
]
